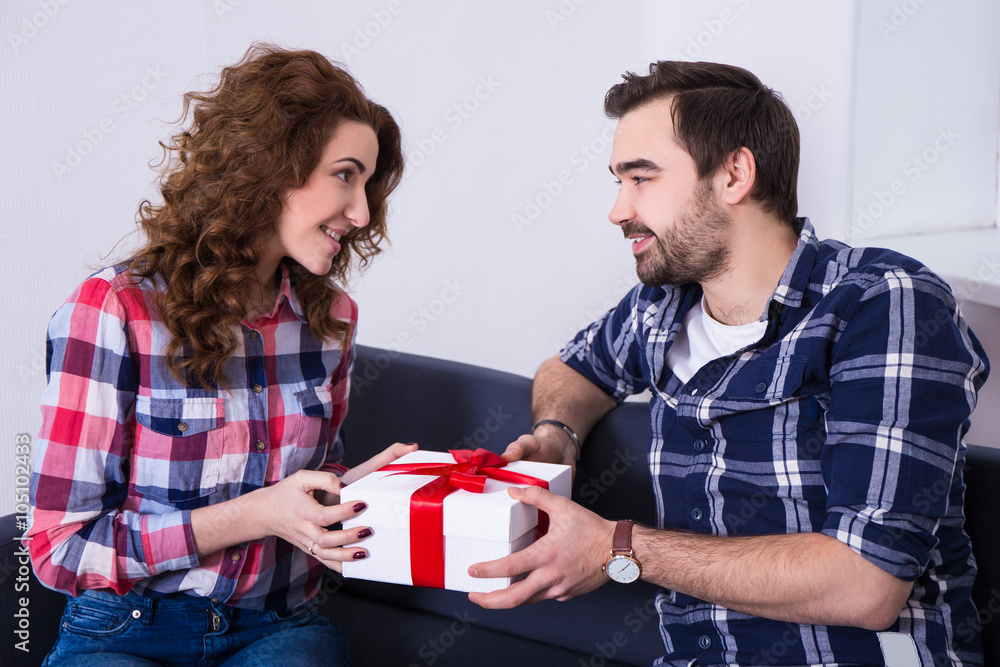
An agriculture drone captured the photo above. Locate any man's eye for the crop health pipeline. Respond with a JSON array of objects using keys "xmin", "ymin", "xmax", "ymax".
[
  {"xmin": 613, "ymin": 179, "xmax": 622, "ymax": 185},
  {"xmin": 632, "ymin": 176, "xmax": 648, "ymax": 184}
]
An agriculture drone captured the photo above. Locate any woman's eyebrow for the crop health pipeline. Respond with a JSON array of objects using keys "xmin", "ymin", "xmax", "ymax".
[{"xmin": 332, "ymin": 157, "xmax": 368, "ymax": 173}]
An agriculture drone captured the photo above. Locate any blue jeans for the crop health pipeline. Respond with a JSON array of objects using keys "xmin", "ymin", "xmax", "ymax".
[{"xmin": 43, "ymin": 589, "xmax": 351, "ymax": 667}]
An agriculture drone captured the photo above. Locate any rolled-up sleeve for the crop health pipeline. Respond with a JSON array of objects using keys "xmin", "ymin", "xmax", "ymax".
[
  {"xmin": 821, "ymin": 267, "xmax": 988, "ymax": 580},
  {"xmin": 560, "ymin": 284, "xmax": 652, "ymax": 402},
  {"xmin": 28, "ymin": 275, "xmax": 198, "ymax": 596}
]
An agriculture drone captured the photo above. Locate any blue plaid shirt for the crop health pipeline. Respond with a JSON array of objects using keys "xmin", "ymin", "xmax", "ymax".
[{"xmin": 562, "ymin": 219, "xmax": 988, "ymax": 666}]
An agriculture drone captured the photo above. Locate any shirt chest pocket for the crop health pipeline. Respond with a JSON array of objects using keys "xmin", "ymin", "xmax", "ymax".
[
  {"xmin": 283, "ymin": 385, "xmax": 334, "ymax": 475},
  {"xmin": 132, "ymin": 396, "xmax": 226, "ymax": 506},
  {"xmin": 724, "ymin": 354, "xmax": 808, "ymax": 401},
  {"xmin": 712, "ymin": 354, "xmax": 820, "ymax": 442}
]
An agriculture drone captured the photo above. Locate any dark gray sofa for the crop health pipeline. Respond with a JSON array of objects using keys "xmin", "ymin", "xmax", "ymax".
[{"xmin": 2, "ymin": 345, "xmax": 998, "ymax": 665}]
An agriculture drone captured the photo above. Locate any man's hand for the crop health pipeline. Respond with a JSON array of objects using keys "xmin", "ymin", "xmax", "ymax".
[
  {"xmin": 503, "ymin": 355, "xmax": 617, "ymax": 467},
  {"xmin": 502, "ymin": 430, "xmax": 574, "ymax": 466},
  {"xmin": 467, "ymin": 485, "xmax": 615, "ymax": 608}
]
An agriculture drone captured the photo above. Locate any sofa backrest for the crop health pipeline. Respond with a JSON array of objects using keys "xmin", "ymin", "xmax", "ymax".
[{"xmin": 964, "ymin": 443, "xmax": 1000, "ymax": 662}]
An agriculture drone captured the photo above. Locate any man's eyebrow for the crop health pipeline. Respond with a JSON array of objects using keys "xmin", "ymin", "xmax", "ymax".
[
  {"xmin": 610, "ymin": 159, "xmax": 662, "ymax": 176},
  {"xmin": 333, "ymin": 157, "xmax": 368, "ymax": 174}
]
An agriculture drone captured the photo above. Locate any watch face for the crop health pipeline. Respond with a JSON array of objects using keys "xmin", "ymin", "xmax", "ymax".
[{"xmin": 606, "ymin": 555, "xmax": 641, "ymax": 584}]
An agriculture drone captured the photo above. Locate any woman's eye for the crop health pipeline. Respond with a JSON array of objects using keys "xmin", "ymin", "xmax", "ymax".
[{"xmin": 335, "ymin": 169, "xmax": 356, "ymax": 183}]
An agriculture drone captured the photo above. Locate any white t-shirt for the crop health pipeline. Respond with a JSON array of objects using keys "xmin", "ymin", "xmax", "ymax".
[{"xmin": 665, "ymin": 296, "xmax": 767, "ymax": 385}]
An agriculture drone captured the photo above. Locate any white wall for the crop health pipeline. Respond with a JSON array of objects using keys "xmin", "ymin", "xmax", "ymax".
[
  {"xmin": 2, "ymin": 0, "xmax": 998, "ymax": 514},
  {"xmin": 849, "ymin": 0, "xmax": 1000, "ymax": 241}
]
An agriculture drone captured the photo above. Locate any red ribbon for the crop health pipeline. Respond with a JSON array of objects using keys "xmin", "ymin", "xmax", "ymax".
[{"xmin": 378, "ymin": 449, "xmax": 549, "ymax": 589}]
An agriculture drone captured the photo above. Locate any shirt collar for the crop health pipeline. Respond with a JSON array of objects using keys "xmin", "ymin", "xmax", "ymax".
[
  {"xmin": 766, "ymin": 217, "xmax": 820, "ymax": 311},
  {"xmin": 277, "ymin": 262, "xmax": 309, "ymax": 323}
]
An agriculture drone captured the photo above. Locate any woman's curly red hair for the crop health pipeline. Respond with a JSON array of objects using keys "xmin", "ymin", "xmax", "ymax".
[{"xmin": 130, "ymin": 44, "xmax": 403, "ymax": 388}]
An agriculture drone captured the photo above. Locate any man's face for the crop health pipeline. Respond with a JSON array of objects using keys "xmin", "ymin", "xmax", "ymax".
[{"xmin": 608, "ymin": 98, "xmax": 731, "ymax": 287}]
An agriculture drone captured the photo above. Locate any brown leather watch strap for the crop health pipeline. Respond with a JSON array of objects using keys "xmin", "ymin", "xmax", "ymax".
[{"xmin": 611, "ymin": 519, "xmax": 634, "ymax": 556}]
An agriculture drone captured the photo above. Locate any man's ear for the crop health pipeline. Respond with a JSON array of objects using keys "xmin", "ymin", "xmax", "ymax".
[{"xmin": 719, "ymin": 147, "xmax": 756, "ymax": 205}]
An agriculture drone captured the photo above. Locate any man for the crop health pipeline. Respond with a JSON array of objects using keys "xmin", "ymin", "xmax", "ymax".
[{"xmin": 469, "ymin": 61, "xmax": 988, "ymax": 666}]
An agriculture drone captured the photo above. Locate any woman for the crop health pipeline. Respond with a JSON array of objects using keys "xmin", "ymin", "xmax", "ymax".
[{"xmin": 28, "ymin": 44, "xmax": 412, "ymax": 666}]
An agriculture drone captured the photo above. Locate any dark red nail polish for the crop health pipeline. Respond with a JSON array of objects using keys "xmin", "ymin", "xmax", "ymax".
[
  {"xmin": 405, "ymin": 442, "xmax": 417, "ymax": 446},
  {"xmin": 357, "ymin": 528, "xmax": 373, "ymax": 539},
  {"xmin": 352, "ymin": 550, "xmax": 367, "ymax": 560},
  {"xmin": 353, "ymin": 502, "xmax": 367, "ymax": 513}
]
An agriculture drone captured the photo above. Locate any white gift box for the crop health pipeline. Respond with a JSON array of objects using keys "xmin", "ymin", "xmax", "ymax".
[{"xmin": 340, "ymin": 450, "xmax": 572, "ymax": 593}]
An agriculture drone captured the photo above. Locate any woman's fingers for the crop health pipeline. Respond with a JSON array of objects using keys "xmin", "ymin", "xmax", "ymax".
[
  {"xmin": 307, "ymin": 523, "xmax": 375, "ymax": 566},
  {"xmin": 314, "ymin": 498, "xmax": 369, "ymax": 529},
  {"xmin": 291, "ymin": 469, "xmax": 345, "ymax": 496},
  {"xmin": 342, "ymin": 441, "xmax": 418, "ymax": 484}
]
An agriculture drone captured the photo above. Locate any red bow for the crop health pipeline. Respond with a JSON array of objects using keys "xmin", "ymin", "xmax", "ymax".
[{"xmin": 378, "ymin": 449, "xmax": 549, "ymax": 589}]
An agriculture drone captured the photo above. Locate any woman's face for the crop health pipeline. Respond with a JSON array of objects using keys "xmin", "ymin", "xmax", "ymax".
[{"xmin": 265, "ymin": 120, "xmax": 379, "ymax": 278}]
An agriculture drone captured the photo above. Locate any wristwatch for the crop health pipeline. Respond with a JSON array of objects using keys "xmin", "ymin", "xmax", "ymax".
[{"xmin": 603, "ymin": 519, "xmax": 641, "ymax": 584}]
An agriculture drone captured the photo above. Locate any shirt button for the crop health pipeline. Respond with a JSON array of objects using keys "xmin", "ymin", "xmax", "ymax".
[
  {"xmin": 754, "ymin": 382, "xmax": 768, "ymax": 394},
  {"xmin": 699, "ymin": 635, "xmax": 712, "ymax": 649},
  {"xmin": 253, "ymin": 384, "xmax": 263, "ymax": 394},
  {"xmin": 255, "ymin": 441, "xmax": 266, "ymax": 451},
  {"xmin": 690, "ymin": 508, "xmax": 704, "ymax": 521},
  {"xmin": 231, "ymin": 552, "xmax": 241, "ymax": 562},
  {"xmin": 177, "ymin": 421, "xmax": 188, "ymax": 432},
  {"xmin": 693, "ymin": 440, "xmax": 706, "ymax": 452}
]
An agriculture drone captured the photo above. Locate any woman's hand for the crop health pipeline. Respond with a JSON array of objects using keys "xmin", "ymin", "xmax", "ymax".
[
  {"xmin": 191, "ymin": 468, "xmax": 362, "ymax": 561},
  {"xmin": 191, "ymin": 442, "xmax": 419, "ymax": 568},
  {"xmin": 257, "ymin": 469, "xmax": 377, "ymax": 571},
  {"xmin": 313, "ymin": 441, "xmax": 418, "ymax": 506},
  {"xmin": 341, "ymin": 441, "xmax": 419, "ymax": 485}
]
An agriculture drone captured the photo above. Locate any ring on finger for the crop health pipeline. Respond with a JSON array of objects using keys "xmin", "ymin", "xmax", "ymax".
[{"xmin": 308, "ymin": 541, "xmax": 316, "ymax": 556}]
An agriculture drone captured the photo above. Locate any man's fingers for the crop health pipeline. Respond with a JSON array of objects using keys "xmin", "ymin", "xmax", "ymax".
[
  {"xmin": 470, "ymin": 571, "xmax": 561, "ymax": 609},
  {"xmin": 469, "ymin": 547, "xmax": 533, "ymax": 581},
  {"xmin": 502, "ymin": 435, "xmax": 533, "ymax": 462},
  {"xmin": 469, "ymin": 531, "xmax": 559, "ymax": 581},
  {"xmin": 507, "ymin": 484, "xmax": 564, "ymax": 514},
  {"xmin": 504, "ymin": 432, "xmax": 551, "ymax": 463},
  {"xmin": 470, "ymin": 581, "xmax": 534, "ymax": 609}
]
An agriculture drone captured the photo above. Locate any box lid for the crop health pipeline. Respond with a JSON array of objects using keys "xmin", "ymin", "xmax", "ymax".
[{"xmin": 340, "ymin": 450, "xmax": 572, "ymax": 542}]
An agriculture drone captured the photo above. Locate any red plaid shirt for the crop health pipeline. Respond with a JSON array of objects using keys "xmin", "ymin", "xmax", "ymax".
[{"xmin": 28, "ymin": 263, "xmax": 355, "ymax": 611}]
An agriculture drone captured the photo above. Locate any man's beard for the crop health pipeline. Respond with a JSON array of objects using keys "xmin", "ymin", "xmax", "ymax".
[{"xmin": 623, "ymin": 179, "xmax": 731, "ymax": 287}]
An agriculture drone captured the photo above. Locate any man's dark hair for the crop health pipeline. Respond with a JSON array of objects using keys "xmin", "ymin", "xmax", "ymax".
[{"xmin": 605, "ymin": 61, "xmax": 799, "ymax": 226}]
